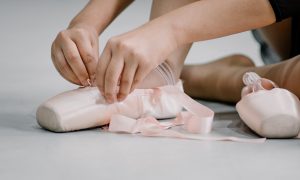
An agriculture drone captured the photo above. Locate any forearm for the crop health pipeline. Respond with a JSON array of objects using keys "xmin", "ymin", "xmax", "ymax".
[
  {"xmin": 151, "ymin": 0, "xmax": 276, "ymax": 47},
  {"xmin": 69, "ymin": 0, "xmax": 133, "ymax": 34}
]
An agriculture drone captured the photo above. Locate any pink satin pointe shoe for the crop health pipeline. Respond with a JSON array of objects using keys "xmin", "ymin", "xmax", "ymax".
[
  {"xmin": 36, "ymin": 82, "xmax": 184, "ymax": 132},
  {"xmin": 37, "ymin": 62, "xmax": 217, "ymax": 135},
  {"xmin": 37, "ymin": 61, "xmax": 214, "ymax": 133},
  {"xmin": 236, "ymin": 72, "xmax": 300, "ymax": 138},
  {"xmin": 36, "ymin": 62, "xmax": 177, "ymax": 132}
]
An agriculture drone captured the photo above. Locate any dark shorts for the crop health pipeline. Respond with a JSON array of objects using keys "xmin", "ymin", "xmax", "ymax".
[
  {"xmin": 252, "ymin": 17, "xmax": 300, "ymax": 64},
  {"xmin": 252, "ymin": 29, "xmax": 281, "ymax": 65},
  {"xmin": 258, "ymin": 0, "xmax": 300, "ymax": 64}
]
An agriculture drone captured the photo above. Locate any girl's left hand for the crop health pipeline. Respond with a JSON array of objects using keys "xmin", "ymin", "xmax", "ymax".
[{"xmin": 95, "ymin": 22, "xmax": 176, "ymax": 103}]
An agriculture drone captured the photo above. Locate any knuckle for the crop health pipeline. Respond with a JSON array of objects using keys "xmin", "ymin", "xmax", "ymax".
[
  {"xmin": 66, "ymin": 52, "xmax": 78, "ymax": 62},
  {"xmin": 121, "ymin": 79, "xmax": 130, "ymax": 86},
  {"xmin": 107, "ymin": 37, "xmax": 117, "ymax": 46},
  {"xmin": 74, "ymin": 28, "xmax": 86, "ymax": 37},
  {"xmin": 83, "ymin": 53, "xmax": 95, "ymax": 64},
  {"xmin": 127, "ymin": 48, "xmax": 148, "ymax": 63},
  {"xmin": 57, "ymin": 30, "xmax": 68, "ymax": 39},
  {"xmin": 133, "ymin": 78, "xmax": 141, "ymax": 85},
  {"xmin": 112, "ymin": 39, "xmax": 129, "ymax": 50},
  {"xmin": 128, "ymin": 49, "xmax": 137, "ymax": 58},
  {"xmin": 139, "ymin": 59, "xmax": 150, "ymax": 68},
  {"xmin": 116, "ymin": 41, "xmax": 127, "ymax": 50},
  {"xmin": 78, "ymin": 28, "xmax": 86, "ymax": 34},
  {"xmin": 131, "ymin": 50, "xmax": 145, "ymax": 60}
]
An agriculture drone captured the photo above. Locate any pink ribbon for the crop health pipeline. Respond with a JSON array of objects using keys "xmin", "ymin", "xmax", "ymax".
[{"xmin": 107, "ymin": 85, "xmax": 266, "ymax": 143}]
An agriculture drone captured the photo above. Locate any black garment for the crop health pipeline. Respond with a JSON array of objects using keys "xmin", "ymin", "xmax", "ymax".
[
  {"xmin": 252, "ymin": 29, "xmax": 281, "ymax": 64},
  {"xmin": 269, "ymin": 0, "xmax": 300, "ymax": 57},
  {"xmin": 269, "ymin": 0, "xmax": 300, "ymax": 21},
  {"xmin": 255, "ymin": 0, "xmax": 300, "ymax": 64}
]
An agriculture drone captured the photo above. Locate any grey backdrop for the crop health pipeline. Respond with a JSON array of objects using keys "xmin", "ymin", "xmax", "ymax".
[{"xmin": 0, "ymin": 1, "xmax": 299, "ymax": 180}]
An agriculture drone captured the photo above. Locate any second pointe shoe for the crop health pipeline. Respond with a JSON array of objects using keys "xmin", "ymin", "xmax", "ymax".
[{"xmin": 236, "ymin": 72, "xmax": 300, "ymax": 138}]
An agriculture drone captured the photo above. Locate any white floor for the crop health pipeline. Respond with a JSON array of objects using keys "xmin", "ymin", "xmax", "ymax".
[{"xmin": 0, "ymin": 1, "xmax": 299, "ymax": 180}]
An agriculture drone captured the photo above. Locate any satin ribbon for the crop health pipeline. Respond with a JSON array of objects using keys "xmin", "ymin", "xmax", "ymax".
[
  {"xmin": 241, "ymin": 72, "xmax": 278, "ymax": 97},
  {"xmin": 108, "ymin": 85, "xmax": 266, "ymax": 143}
]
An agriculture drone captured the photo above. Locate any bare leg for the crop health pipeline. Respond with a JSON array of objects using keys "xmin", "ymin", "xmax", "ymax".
[
  {"xmin": 182, "ymin": 54, "xmax": 300, "ymax": 103},
  {"xmin": 150, "ymin": 0, "xmax": 198, "ymax": 80},
  {"xmin": 181, "ymin": 54, "xmax": 255, "ymax": 102},
  {"xmin": 137, "ymin": 0, "xmax": 197, "ymax": 89},
  {"xmin": 181, "ymin": 19, "xmax": 295, "ymax": 102}
]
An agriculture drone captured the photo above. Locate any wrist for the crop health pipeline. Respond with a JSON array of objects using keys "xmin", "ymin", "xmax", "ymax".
[
  {"xmin": 145, "ymin": 18, "xmax": 180, "ymax": 58},
  {"xmin": 68, "ymin": 21, "xmax": 100, "ymax": 36}
]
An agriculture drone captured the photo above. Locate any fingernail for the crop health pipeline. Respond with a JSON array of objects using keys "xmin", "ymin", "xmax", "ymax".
[
  {"xmin": 87, "ymin": 79, "xmax": 92, "ymax": 87},
  {"xmin": 106, "ymin": 97, "xmax": 112, "ymax": 104},
  {"xmin": 81, "ymin": 80, "xmax": 88, "ymax": 87},
  {"xmin": 90, "ymin": 74, "xmax": 96, "ymax": 86},
  {"xmin": 117, "ymin": 94, "xmax": 125, "ymax": 102},
  {"xmin": 105, "ymin": 95, "xmax": 114, "ymax": 104}
]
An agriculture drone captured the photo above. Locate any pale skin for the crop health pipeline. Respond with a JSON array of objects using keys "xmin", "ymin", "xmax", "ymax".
[
  {"xmin": 52, "ymin": 0, "xmax": 300, "ymax": 104},
  {"xmin": 51, "ymin": 0, "xmax": 133, "ymax": 86}
]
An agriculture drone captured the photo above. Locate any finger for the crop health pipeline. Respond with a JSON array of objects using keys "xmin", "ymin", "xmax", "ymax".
[
  {"xmin": 130, "ymin": 65, "xmax": 152, "ymax": 93},
  {"xmin": 72, "ymin": 35, "xmax": 98, "ymax": 80},
  {"xmin": 61, "ymin": 40, "xmax": 90, "ymax": 86},
  {"xmin": 91, "ymin": 37, "xmax": 99, "ymax": 84},
  {"xmin": 96, "ymin": 44, "xmax": 111, "ymax": 94},
  {"xmin": 52, "ymin": 46, "xmax": 80, "ymax": 85},
  {"xmin": 117, "ymin": 61, "xmax": 138, "ymax": 101},
  {"xmin": 91, "ymin": 34, "xmax": 99, "ymax": 58},
  {"xmin": 104, "ymin": 54, "xmax": 124, "ymax": 104}
]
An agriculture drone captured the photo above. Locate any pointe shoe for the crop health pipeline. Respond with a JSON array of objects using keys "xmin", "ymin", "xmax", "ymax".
[
  {"xmin": 236, "ymin": 72, "xmax": 300, "ymax": 138},
  {"xmin": 36, "ymin": 83, "xmax": 183, "ymax": 132}
]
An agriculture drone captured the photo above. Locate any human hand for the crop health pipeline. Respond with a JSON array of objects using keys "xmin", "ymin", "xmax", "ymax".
[
  {"xmin": 96, "ymin": 22, "xmax": 176, "ymax": 103},
  {"xmin": 51, "ymin": 25, "xmax": 99, "ymax": 86}
]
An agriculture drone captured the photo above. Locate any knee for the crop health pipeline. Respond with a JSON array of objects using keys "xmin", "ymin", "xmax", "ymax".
[{"xmin": 228, "ymin": 54, "xmax": 255, "ymax": 67}]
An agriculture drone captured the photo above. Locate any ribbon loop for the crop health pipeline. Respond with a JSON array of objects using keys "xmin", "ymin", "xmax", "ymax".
[{"xmin": 108, "ymin": 82, "xmax": 265, "ymax": 143}]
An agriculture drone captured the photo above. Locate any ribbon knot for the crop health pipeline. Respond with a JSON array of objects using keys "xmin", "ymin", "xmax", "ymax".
[{"xmin": 107, "ymin": 84, "xmax": 266, "ymax": 143}]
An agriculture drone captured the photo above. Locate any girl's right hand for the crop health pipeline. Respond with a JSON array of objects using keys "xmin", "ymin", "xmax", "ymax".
[{"xmin": 51, "ymin": 25, "xmax": 99, "ymax": 86}]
